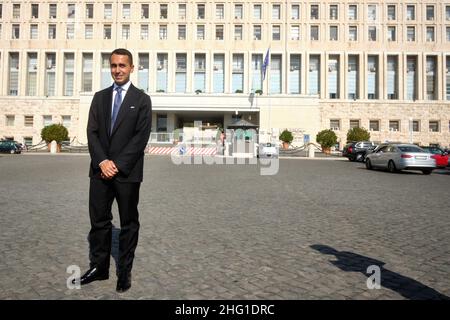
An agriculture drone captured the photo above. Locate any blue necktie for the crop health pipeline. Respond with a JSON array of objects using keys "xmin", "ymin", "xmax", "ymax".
[{"xmin": 111, "ymin": 86, "xmax": 122, "ymax": 133}]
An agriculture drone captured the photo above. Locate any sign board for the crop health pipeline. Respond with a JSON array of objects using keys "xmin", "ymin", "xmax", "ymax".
[{"xmin": 303, "ymin": 134, "xmax": 310, "ymax": 144}]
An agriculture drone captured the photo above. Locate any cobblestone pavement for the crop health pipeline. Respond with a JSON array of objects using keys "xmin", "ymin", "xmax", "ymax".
[{"xmin": 0, "ymin": 153, "xmax": 449, "ymax": 300}]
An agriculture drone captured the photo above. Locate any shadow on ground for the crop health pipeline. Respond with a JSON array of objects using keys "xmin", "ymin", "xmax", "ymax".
[{"xmin": 311, "ymin": 244, "xmax": 450, "ymax": 300}]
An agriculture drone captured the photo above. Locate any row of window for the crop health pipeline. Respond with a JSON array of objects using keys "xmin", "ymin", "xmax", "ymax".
[
  {"xmin": 5, "ymin": 114, "xmax": 71, "ymax": 129},
  {"xmin": 2, "ymin": 2, "xmax": 450, "ymax": 23},
  {"xmin": 3, "ymin": 51, "xmax": 450, "ymax": 100},
  {"xmin": 3, "ymin": 23, "xmax": 450, "ymax": 43},
  {"xmin": 329, "ymin": 119, "xmax": 447, "ymax": 133}
]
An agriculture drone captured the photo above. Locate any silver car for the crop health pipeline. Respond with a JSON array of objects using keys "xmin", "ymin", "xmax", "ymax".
[
  {"xmin": 258, "ymin": 142, "xmax": 279, "ymax": 158},
  {"xmin": 365, "ymin": 144, "xmax": 436, "ymax": 175}
]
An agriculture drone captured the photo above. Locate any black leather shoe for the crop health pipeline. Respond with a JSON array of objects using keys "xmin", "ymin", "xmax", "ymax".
[
  {"xmin": 73, "ymin": 267, "xmax": 109, "ymax": 286},
  {"xmin": 116, "ymin": 272, "xmax": 131, "ymax": 293}
]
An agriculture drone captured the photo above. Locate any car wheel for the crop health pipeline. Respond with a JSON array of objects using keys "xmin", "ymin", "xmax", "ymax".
[
  {"xmin": 10, "ymin": 149, "xmax": 15, "ymax": 154},
  {"xmin": 422, "ymin": 169, "xmax": 432, "ymax": 175},
  {"xmin": 388, "ymin": 160, "xmax": 397, "ymax": 173},
  {"xmin": 356, "ymin": 153, "xmax": 363, "ymax": 162},
  {"xmin": 348, "ymin": 157, "xmax": 355, "ymax": 162},
  {"xmin": 365, "ymin": 159, "xmax": 373, "ymax": 170}
]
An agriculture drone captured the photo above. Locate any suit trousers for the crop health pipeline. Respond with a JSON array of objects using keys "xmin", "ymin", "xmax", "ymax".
[{"xmin": 88, "ymin": 178, "xmax": 141, "ymax": 275}]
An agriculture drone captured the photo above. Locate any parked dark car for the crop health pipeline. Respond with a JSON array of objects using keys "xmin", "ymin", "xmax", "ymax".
[
  {"xmin": 0, "ymin": 140, "xmax": 22, "ymax": 154},
  {"xmin": 342, "ymin": 141, "xmax": 377, "ymax": 162}
]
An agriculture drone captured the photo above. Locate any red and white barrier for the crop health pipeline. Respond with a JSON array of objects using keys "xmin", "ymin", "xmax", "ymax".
[{"xmin": 148, "ymin": 146, "xmax": 216, "ymax": 156}]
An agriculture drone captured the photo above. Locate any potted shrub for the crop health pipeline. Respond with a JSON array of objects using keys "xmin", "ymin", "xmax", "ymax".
[
  {"xmin": 346, "ymin": 127, "xmax": 370, "ymax": 143},
  {"xmin": 235, "ymin": 89, "xmax": 243, "ymax": 94},
  {"xmin": 41, "ymin": 123, "xmax": 69, "ymax": 152},
  {"xmin": 316, "ymin": 129, "xmax": 338, "ymax": 154},
  {"xmin": 255, "ymin": 89, "xmax": 263, "ymax": 95},
  {"xmin": 279, "ymin": 129, "xmax": 293, "ymax": 150},
  {"xmin": 195, "ymin": 89, "xmax": 202, "ymax": 94}
]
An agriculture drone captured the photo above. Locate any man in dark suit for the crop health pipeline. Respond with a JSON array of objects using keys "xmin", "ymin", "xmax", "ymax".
[{"xmin": 75, "ymin": 48, "xmax": 152, "ymax": 293}]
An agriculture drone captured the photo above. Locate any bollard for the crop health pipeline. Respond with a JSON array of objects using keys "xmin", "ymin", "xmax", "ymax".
[
  {"xmin": 50, "ymin": 140, "xmax": 57, "ymax": 154},
  {"xmin": 308, "ymin": 144, "xmax": 315, "ymax": 158}
]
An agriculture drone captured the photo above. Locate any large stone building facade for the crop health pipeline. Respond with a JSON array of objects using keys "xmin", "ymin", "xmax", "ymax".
[{"xmin": 0, "ymin": 0, "xmax": 449, "ymax": 148}]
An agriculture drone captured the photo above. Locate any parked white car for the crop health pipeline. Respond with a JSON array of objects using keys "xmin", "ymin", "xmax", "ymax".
[{"xmin": 258, "ymin": 143, "xmax": 279, "ymax": 158}]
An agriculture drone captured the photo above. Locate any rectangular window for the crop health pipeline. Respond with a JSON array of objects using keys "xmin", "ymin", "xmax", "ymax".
[
  {"xmin": 407, "ymin": 56, "xmax": 418, "ymax": 100},
  {"xmin": 13, "ymin": 4, "xmax": 20, "ymax": 19},
  {"xmin": 138, "ymin": 53, "xmax": 149, "ymax": 92},
  {"xmin": 8, "ymin": 53, "xmax": 19, "ymax": 96},
  {"xmin": 104, "ymin": 25, "xmax": 112, "ymax": 39},
  {"xmin": 426, "ymin": 56, "xmax": 437, "ymax": 100},
  {"xmin": 24, "ymin": 116, "xmax": 34, "ymax": 127},
  {"xmin": 175, "ymin": 53, "xmax": 187, "ymax": 92},
  {"xmin": 349, "ymin": 26, "xmax": 357, "ymax": 41},
  {"xmin": 234, "ymin": 25, "xmax": 243, "ymax": 40},
  {"xmin": 349, "ymin": 120, "xmax": 360, "ymax": 129},
  {"xmin": 216, "ymin": 4, "xmax": 224, "ymax": 19},
  {"xmin": 197, "ymin": 4, "xmax": 205, "ymax": 19},
  {"xmin": 12, "ymin": 24, "xmax": 20, "ymax": 39},
  {"xmin": 407, "ymin": 26, "xmax": 415, "ymax": 41},
  {"xmin": 270, "ymin": 55, "xmax": 282, "ymax": 94},
  {"xmin": 272, "ymin": 4, "xmax": 281, "ymax": 19},
  {"xmin": 122, "ymin": 4, "xmax": 131, "ymax": 19},
  {"xmin": 64, "ymin": 53, "xmax": 75, "ymax": 96},
  {"xmin": 368, "ymin": 5, "xmax": 377, "ymax": 21},
  {"xmin": 311, "ymin": 26, "xmax": 319, "ymax": 40},
  {"xmin": 48, "ymin": 24, "xmax": 56, "ymax": 39},
  {"xmin": 45, "ymin": 53, "xmax": 56, "ymax": 96},
  {"xmin": 289, "ymin": 54, "xmax": 301, "ymax": 94},
  {"xmin": 104, "ymin": 4, "xmax": 112, "ymax": 19},
  {"xmin": 6, "ymin": 115, "xmax": 15, "ymax": 127},
  {"xmin": 330, "ymin": 5, "xmax": 338, "ymax": 20},
  {"xmin": 27, "ymin": 53, "xmax": 38, "ymax": 96},
  {"xmin": 412, "ymin": 120, "xmax": 420, "ymax": 132},
  {"xmin": 213, "ymin": 54, "xmax": 225, "ymax": 93},
  {"xmin": 447, "ymin": 6, "xmax": 450, "ymax": 21},
  {"xmin": 272, "ymin": 25, "xmax": 281, "ymax": 40},
  {"xmin": 369, "ymin": 120, "xmax": 379, "ymax": 131},
  {"xmin": 311, "ymin": 5, "xmax": 319, "ymax": 19},
  {"xmin": 406, "ymin": 5, "xmax": 415, "ymax": 20},
  {"xmin": 348, "ymin": 55, "xmax": 359, "ymax": 99},
  {"xmin": 309, "ymin": 55, "xmax": 320, "ymax": 95},
  {"xmin": 160, "ymin": 4, "xmax": 168, "ymax": 19},
  {"xmin": 387, "ymin": 5, "xmax": 396, "ymax": 20},
  {"xmin": 86, "ymin": 3, "xmax": 94, "ymax": 19},
  {"xmin": 235, "ymin": 4, "xmax": 243, "ymax": 19},
  {"xmin": 141, "ymin": 4, "xmax": 149, "ymax": 19},
  {"xmin": 330, "ymin": 119, "xmax": 340, "ymax": 131},
  {"xmin": 291, "ymin": 25, "xmax": 300, "ymax": 40},
  {"xmin": 49, "ymin": 4, "xmax": 57, "ymax": 19},
  {"xmin": 66, "ymin": 23, "xmax": 75, "ymax": 39},
  {"xmin": 194, "ymin": 53, "xmax": 206, "ymax": 92},
  {"xmin": 252, "ymin": 54, "xmax": 263, "ymax": 91},
  {"xmin": 159, "ymin": 25, "xmax": 167, "ymax": 40},
  {"xmin": 43, "ymin": 115, "xmax": 52, "ymax": 127},
  {"xmin": 429, "ymin": 121, "xmax": 439, "ymax": 132},
  {"xmin": 389, "ymin": 120, "xmax": 400, "ymax": 132},
  {"xmin": 156, "ymin": 53, "xmax": 168, "ymax": 92},
  {"xmin": 387, "ymin": 56, "xmax": 398, "ymax": 100},
  {"xmin": 62, "ymin": 116, "xmax": 71, "ymax": 128},
  {"xmin": 426, "ymin": 27, "xmax": 435, "ymax": 42},
  {"xmin": 179, "ymin": 4, "xmax": 186, "ymax": 19},
  {"xmin": 253, "ymin": 25, "xmax": 262, "ymax": 40},
  {"xmin": 328, "ymin": 55, "xmax": 339, "ymax": 99},
  {"xmin": 122, "ymin": 24, "xmax": 130, "ymax": 40},
  {"xmin": 85, "ymin": 24, "xmax": 93, "ymax": 39},
  {"xmin": 68, "ymin": 4, "xmax": 75, "ymax": 19},
  {"xmin": 426, "ymin": 5, "xmax": 434, "ymax": 21},
  {"xmin": 232, "ymin": 54, "xmax": 244, "ymax": 93},
  {"xmin": 446, "ymin": 57, "xmax": 450, "ymax": 100},
  {"xmin": 368, "ymin": 26, "xmax": 376, "ymax": 41},
  {"xmin": 330, "ymin": 26, "xmax": 338, "ymax": 41},
  {"xmin": 197, "ymin": 25, "xmax": 205, "ymax": 40},
  {"xmin": 215, "ymin": 25, "xmax": 224, "ymax": 40},
  {"xmin": 348, "ymin": 5, "xmax": 357, "ymax": 20},
  {"xmin": 387, "ymin": 26, "xmax": 396, "ymax": 41},
  {"xmin": 82, "ymin": 53, "xmax": 93, "ymax": 92},
  {"xmin": 254, "ymin": 4, "xmax": 262, "ymax": 19},
  {"xmin": 157, "ymin": 115, "xmax": 167, "ymax": 132},
  {"xmin": 178, "ymin": 25, "xmax": 186, "ymax": 40},
  {"xmin": 367, "ymin": 55, "xmax": 378, "ymax": 99},
  {"xmin": 140, "ymin": 25, "xmax": 148, "ymax": 40},
  {"xmin": 291, "ymin": 5, "xmax": 300, "ymax": 20},
  {"xmin": 447, "ymin": 27, "xmax": 450, "ymax": 42},
  {"xmin": 31, "ymin": 3, "xmax": 39, "ymax": 19},
  {"xmin": 30, "ymin": 24, "xmax": 38, "ymax": 40},
  {"xmin": 101, "ymin": 53, "xmax": 111, "ymax": 89}
]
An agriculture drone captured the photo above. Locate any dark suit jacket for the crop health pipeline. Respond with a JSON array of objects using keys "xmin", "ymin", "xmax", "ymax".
[{"xmin": 87, "ymin": 83, "xmax": 152, "ymax": 183}]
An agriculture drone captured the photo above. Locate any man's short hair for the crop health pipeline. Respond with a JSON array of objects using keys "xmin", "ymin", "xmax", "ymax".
[{"xmin": 110, "ymin": 48, "xmax": 133, "ymax": 66}]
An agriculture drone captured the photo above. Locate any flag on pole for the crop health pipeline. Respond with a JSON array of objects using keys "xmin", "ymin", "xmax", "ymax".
[{"xmin": 262, "ymin": 48, "xmax": 270, "ymax": 81}]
